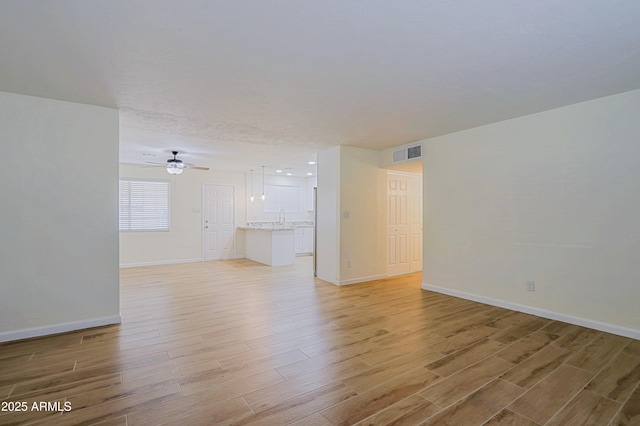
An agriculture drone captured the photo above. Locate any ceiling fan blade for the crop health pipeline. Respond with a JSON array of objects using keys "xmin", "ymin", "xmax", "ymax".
[
  {"xmin": 142, "ymin": 155, "xmax": 208, "ymax": 172},
  {"xmin": 182, "ymin": 162, "xmax": 209, "ymax": 170}
]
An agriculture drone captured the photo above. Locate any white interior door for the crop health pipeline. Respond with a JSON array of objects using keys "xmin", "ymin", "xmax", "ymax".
[
  {"xmin": 387, "ymin": 175, "xmax": 411, "ymax": 276},
  {"xmin": 204, "ymin": 184, "xmax": 234, "ymax": 260},
  {"xmin": 387, "ymin": 173, "xmax": 422, "ymax": 276}
]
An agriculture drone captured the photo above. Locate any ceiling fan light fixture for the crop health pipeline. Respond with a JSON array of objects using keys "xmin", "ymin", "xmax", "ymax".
[
  {"xmin": 167, "ymin": 165, "xmax": 183, "ymax": 175},
  {"xmin": 167, "ymin": 151, "xmax": 185, "ymax": 174}
]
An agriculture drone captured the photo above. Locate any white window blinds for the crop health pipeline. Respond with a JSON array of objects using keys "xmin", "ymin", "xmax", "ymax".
[{"xmin": 119, "ymin": 179, "xmax": 170, "ymax": 231}]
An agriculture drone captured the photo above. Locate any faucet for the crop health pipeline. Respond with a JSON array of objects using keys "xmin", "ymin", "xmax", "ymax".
[{"xmin": 278, "ymin": 209, "xmax": 286, "ymax": 225}]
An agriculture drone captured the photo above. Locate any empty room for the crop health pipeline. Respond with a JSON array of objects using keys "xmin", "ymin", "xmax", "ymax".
[{"xmin": 1, "ymin": 1, "xmax": 639, "ymax": 425}]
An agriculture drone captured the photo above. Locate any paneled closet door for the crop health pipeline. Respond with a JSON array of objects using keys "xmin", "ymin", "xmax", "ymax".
[{"xmin": 387, "ymin": 173, "xmax": 422, "ymax": 276}]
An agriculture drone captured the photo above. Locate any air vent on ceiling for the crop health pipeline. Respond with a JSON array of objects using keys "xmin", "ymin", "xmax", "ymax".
[
  {"xmin": 392, "ymin": 144, "xmax": 422, "ymax": 163},
  {"xmin": 392, "ymin": 149, "xmax": 407, "ymax": 163},
  {"xmin": 407, "ymin": 145, "xmax": 421, "ymax": 159}
]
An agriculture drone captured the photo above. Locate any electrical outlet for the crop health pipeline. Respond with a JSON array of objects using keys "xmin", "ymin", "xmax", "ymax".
[{"xmin": 526, "ymin": 280, "xmax": 535, "ymax": 292}]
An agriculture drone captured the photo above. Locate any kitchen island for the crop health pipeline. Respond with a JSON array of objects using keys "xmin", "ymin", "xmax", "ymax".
[{"xmin": 243, "ymin": 227, "xmax": 295, "ymax": 266}]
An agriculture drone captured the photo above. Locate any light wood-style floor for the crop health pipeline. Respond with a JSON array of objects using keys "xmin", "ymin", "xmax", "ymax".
[{"xmin": 1, "ymin": 257, "xmax": 639, "ymax": 425}]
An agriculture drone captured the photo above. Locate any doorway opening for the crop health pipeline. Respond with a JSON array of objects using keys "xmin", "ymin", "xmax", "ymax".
[{"xmin": 386, "ymin": 163, "xmax": 422, "ymax": 277}]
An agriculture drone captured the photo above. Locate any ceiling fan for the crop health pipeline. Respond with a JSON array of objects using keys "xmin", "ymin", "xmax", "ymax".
[{"xmin": 146, "ymin": 151, "xmax": 210, "ymax": 175}]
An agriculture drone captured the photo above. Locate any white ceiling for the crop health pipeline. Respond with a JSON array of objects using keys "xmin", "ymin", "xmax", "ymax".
[{"xmin": 1, "ymin": 1, "xmax": 639, "ymax": 175}]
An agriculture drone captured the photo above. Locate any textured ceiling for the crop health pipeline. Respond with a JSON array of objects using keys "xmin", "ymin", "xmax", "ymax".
[{"xmin": 1, "ymin": 1, "xmax": 639, "ymax": 174}]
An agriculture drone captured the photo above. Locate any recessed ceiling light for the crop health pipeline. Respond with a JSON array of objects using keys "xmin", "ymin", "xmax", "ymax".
[
  {"xmin": 276, "ymin": 169, "xmax": 283, "ymax": 173},
  {"xmin": 307, "ymin": 172, "xmax": 313, "ymax": 176},
  {"xmin": 286, "ymin": 172, "xmax": 293, "ymax": 176},
  {"xmin": 308, "ymin": 161, "xmax": 316, "ymax": 165}
]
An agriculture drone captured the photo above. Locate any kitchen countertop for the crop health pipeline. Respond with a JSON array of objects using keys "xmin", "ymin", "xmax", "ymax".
[
  {"xmin": 240, "ymin": 226, "xmax": 295, "ymax": 231},
  {"xmin": 238, "ymin": 221, "xmax": 313, "ymax": 230}
]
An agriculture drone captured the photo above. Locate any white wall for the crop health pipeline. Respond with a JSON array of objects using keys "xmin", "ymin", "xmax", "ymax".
[
  {"xmin": 316, "ymin": 147, "xmax": 340, "ymax": 284},
  {"xmin": 316, "ymin": 146, "xmax": 387, "ymax": 285},
  {"xmin": 0, "ymin": 91, "xmax": 120, "ymax": 342},
  {"xmin": 339, "ymin": 146, "xmax": 387, "ymax": 284},
  {"xmin": 422, "ymin": 89, "xmax": 640, "ymax": 339},
  {"xmin": 119, "ymin": 164, "xmax": 247, "ymax": 266}
]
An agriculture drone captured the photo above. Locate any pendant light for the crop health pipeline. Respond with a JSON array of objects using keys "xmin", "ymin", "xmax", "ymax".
[
  {"xmin": 261, "ymin": 166, "xmax": 266, "ymax": 201},
  {"xmin": 249, "ymin": 169, "xmax": 254, "ymax": 202}
]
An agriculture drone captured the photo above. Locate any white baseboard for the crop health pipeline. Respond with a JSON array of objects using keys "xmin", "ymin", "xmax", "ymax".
[
  {"xmin": 0, "ymin": 315, "xmax": 122, "ymax": 343},
  {"xmin": 337, "ymin": 274, "xmax": 388, "ymax": 286},
  {"xmin": 422, "ymin": 283, "xmax": 640, "ymax": 340},
  {"xmin": 120, "ymin": 258, "xmax": 204, "ymax": 268}
]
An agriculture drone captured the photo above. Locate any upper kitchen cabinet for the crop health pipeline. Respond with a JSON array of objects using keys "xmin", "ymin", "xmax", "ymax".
[{"xmin": 246, "ymin": 173, "xmax": 314, "ymax": 222}]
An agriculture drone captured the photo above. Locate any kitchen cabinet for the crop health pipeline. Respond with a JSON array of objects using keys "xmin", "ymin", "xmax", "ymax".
[
  {"xmin": 295, "ymin": 227, "xmax": 314, "ymax": 255},
  {"xmin": 294, "ymin": 228, "xmax": 304, "ymax": 254},
  {"xmin": 245, "ymin": 228, "xmax": 295, "ymax": 266},
  {"xmin": 303, "ymin": 227, "xmax": 313, "ymax": 253}
]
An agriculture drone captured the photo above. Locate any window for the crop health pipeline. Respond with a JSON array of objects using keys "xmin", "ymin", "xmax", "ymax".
[{"xmin": 119, "ymin": 179, "xmax": 170, "ymax": 231}]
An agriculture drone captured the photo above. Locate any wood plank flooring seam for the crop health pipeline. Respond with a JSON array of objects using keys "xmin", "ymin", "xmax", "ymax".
[
  {"xmin": 480, "ymin": 409, "xmax": 541, "ymax": 426},
  {"xmin": 420, "ymin": 394, "xmax": 442, "ymax": 410},
  {"xmin": 486, "ymin": 403, "xmax": 537, "ymax": 426},
  {"xmin": 415, "ymin": 400, "xmax": 448, "ymax": 425},
  {"xmin": 354, "ymin": 392, "xmax": 434, "ymax": 426},
  {"xmin": 541, "ymin": 385, "xmax": 591, "ymax": 426},
  {"xmin": 550, "ymin": 330, "xmax": 599, "ymax": 353},
  {"xmin": 498, "ymin": 346, "xmax": 572, "ymax": 392},
  {"xmin": 477, "ymin": 379, "xmax": 530, "ymax": 426},
  {"xmin": 580, "ymin": 340, "xmax": 637, "ymax": 403},
  {"xmin": 423, "ymin": 374, "xmax": 527, "ymax": 418},
  {"xmin": 610, "ymin": 381, "xmax": 640, "ymax": 426},
  {"xmin": 241, "ymin": 396, "xmax": 255, "ymax": 414}
]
